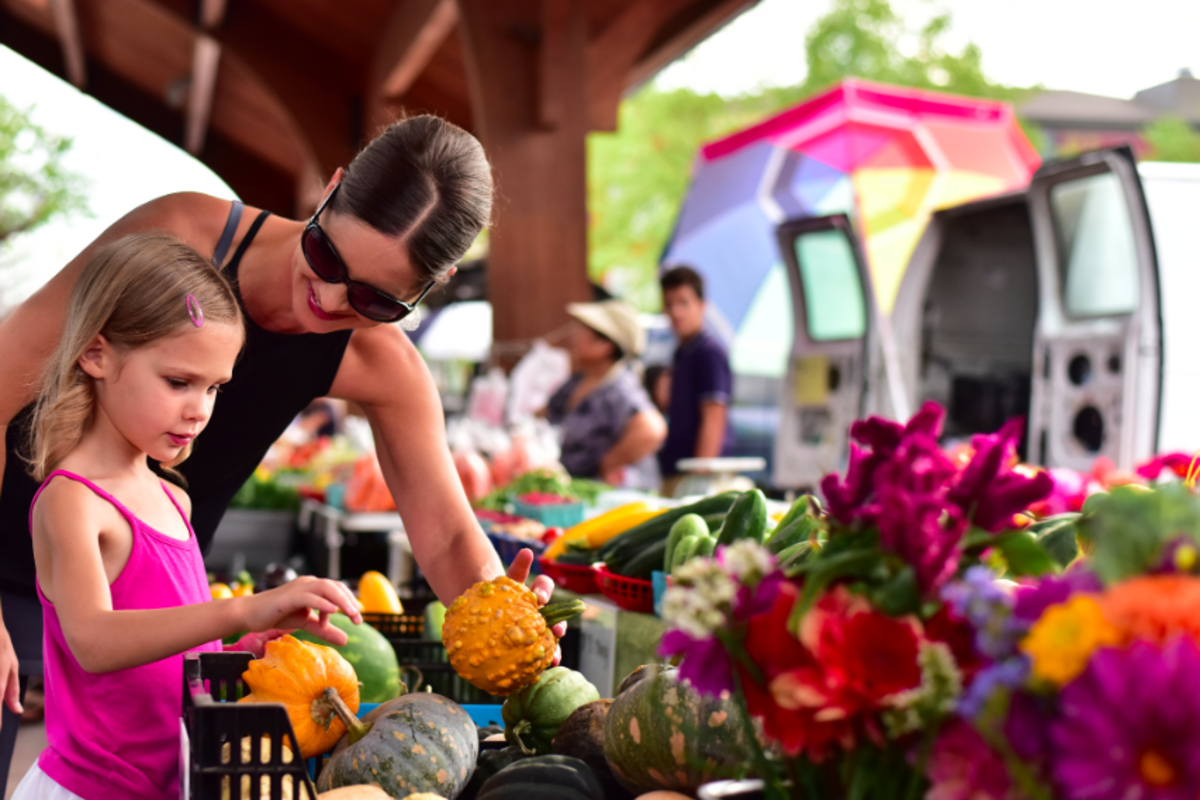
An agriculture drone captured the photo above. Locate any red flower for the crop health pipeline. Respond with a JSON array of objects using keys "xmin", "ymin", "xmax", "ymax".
[
  {"xmin": 740, "ymin": 583, "xmax": 925, "ymax": 760},
  {"xmin": 925, "ymin": 604, "xmax": 983, "ymax": 682}
]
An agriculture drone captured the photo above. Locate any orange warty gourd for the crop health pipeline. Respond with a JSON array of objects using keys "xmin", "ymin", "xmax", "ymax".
[
  {"xmin": 239, "ymin": 635, "xmax": 361, "ymax": 758},
  {"xmin": 442, "ymin": 577, "xmax": 585, "ymax": 696}
]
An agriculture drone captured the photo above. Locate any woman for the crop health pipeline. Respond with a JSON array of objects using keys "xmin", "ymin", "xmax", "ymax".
[
  {"xmin": 544, "ymin": 300, "xmax": 666, "ymax": 488},
  {"xmin": 0, "ymin": 115, "xmax": 557, "ymax": 779}
]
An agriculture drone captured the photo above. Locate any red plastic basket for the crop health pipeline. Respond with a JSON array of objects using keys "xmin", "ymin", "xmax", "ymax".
[
  {"xmin": 538, "ymin": 555, "xmax": 601, "ymax": 595},
  {"xmin": 593, "ymin": 562, "xmax": 655, "ymax": 614}
]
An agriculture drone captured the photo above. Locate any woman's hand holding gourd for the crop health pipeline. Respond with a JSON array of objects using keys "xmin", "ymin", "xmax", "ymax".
[{"xmin": 505, "ymin": 548, "xmax": 567, "ymax": 665}]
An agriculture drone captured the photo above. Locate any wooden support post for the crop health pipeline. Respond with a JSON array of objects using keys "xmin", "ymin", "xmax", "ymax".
[{"xmin": 458, "ymin": 0, "xmax": 592, "ymax": 354}]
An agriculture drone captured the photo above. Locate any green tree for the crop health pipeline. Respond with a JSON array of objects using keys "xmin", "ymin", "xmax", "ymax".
[
  {"xmin": 1144, "ymin": 116, "xmax": 1200, "ymax": 162},
  {"xmin": 0, "ymin": 95, "xmax": 88, "ymax": 248}
]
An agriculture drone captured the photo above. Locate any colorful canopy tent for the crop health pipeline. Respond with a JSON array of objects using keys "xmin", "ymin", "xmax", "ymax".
[{"xmin": 663, "ymin": 79, "xmax": 1041, "ymax": 378}]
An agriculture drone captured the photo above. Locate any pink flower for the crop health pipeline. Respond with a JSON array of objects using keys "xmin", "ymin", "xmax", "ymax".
[
  {"xmin": 926, "ymin": 720, "xmax": 1018, "ymax": 800},
  {"xmin": 947, "ymin": 418, "xmax": 1054, "ymax": 532}
]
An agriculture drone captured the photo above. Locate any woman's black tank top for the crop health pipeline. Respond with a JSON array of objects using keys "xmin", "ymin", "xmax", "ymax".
[{"xmin": 0, "ymin": 201, "xmax": 354, "ymax": 595}]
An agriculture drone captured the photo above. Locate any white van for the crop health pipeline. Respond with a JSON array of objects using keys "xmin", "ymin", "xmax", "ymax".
[{"xmin": 770, "ymin": 147, "xmax": 1200, "ymax": 489}]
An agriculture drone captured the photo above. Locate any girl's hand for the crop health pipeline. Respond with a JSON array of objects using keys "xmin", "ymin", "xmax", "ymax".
[
  {"xmin": 241, "ymin": 576, "xmax": 362, "ymax": 646},
  {"xmin": 506, "ymin": 549, "xmax": 566, "ymax": 666},
  {"xmin": 229, "ymin": 629, "xmax": 294, "ymax": 659}
]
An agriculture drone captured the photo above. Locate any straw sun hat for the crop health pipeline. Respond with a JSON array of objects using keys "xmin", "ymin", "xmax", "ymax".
[{"xmin": 566, "ymin": 299, "xmax": 645, "ymax": 358}]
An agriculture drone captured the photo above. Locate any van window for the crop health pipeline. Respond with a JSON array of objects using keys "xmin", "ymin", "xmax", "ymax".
[
  {"xmin": 794, "ymin": 228, "xmax": 866, "ymax": 341},
  {"xmin": 1051, "ymin": 171, "xmax": 1139, "ymax": 317}
]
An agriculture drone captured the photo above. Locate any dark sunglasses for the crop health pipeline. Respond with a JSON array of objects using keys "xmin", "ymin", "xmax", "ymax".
[{"xmin": 302, "ymin": 184, "xmax": 435, "ymax": 323}]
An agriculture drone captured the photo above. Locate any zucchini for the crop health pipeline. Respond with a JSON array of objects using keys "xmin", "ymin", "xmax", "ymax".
[
  {"xmin": 613, "ymin": 538, "xmax": 669, "ymax": 580},
  {"xmin": 716, "ymin": 489, "xmax": 769, "ymax": 546},
  {"xmin": 597, "ymin": 492, "xmax": 738, "ymax": 562},
  {"xmin": 664, "ymin": 514, "xmax": 710, "ymax": 573},
  {"xmin": 765, "ymin": 514, "xmax": 820, "ymax": 554},
  {"xmin": 554, "ymin": 548, "xmax": 599, "ymax": 566}
]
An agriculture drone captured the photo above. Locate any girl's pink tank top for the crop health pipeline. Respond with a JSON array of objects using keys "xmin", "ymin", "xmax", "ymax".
[{"xmin": 29, "ymin": 470, "xmax": 222, "ymax": 800}]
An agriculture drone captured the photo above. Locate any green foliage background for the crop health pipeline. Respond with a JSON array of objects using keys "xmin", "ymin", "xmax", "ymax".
[
  {"xmin": 0, "ymin": 95, "xmax": 88, "ymax": 250},
  {"xmin": 587, "ymin": 0, "xmax": 1038, "ymax": 311}
]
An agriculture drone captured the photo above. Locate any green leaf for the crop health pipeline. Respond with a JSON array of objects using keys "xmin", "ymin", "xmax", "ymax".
[
  {"xmin": 1037, "ymin": 519, "xmax": 1080, "ymax": 568},
  {"xmin": 1079, "ymin": 485, "xmax": 1200, "ymax": 584},
  {"xmin": 790, "ymin": 547, "xmax": 885, "ymax": 627},
  {"xmin": 869, "ymin": 565, "xmax": 920, "ymax": 616},
  {"xmin": 993, "ymin": 530, "xmax": 1058, "ymax": 577}
]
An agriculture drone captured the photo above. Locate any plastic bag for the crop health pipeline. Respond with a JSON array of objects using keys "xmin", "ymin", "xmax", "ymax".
[
  {"xmin": 467, "ymin": 368, "xmax": 509, "ymax": 427},
  {"xmin": 507, "ymin": 339, "xmax": 570, "ymax": 424}
]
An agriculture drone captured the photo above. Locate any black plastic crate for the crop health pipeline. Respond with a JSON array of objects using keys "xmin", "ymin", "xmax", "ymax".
[{"xmin": 182, "ymin": 651, "xmax": 318, "ymax": 800}]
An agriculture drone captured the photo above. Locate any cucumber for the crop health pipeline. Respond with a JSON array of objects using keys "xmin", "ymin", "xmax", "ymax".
[
  {"xmin": 554, "ymin": 548, "xmax": 599, "ymax": 566},
  {"xmin": 774, "ymin": 494, "xmax": 811, "ymax": 532},
  {"xmin": 598, "ymin": 492, "xmax": 738, "ymax": 563},
  {"xmin": 702, "ymin": 512, "xmax": 727, "ymax": 533},
  {"xmin": 765, "ymin": 513, "xmax": 819, "ymax": 554},
  {"xmin": 716, "ymin": 489, "xmax": 769, "ymax": 546},
  {"xmin": 664, "ymin": 514, "xmax": 711, "ymax": 573},
  {"xmin": 777, "ymin": 540, "xmax": 816, "ymax": 571},
  {"xmin": 613, "ymin": 538, "xmax": 669, "ymax": 580},
  {"xmin": 669, "ymin": 534, "xmax": 701, "ymax": 574},
  {"xmin": 694, "ymin": 535, "xmax": 716, "ymax": 558}
]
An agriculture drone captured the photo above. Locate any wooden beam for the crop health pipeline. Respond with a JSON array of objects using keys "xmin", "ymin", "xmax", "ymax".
[
  {"xmin": 367, "ymin": 0, "xmax": 458, "ymax": 134},
  {"xmin": 628, "ymin": 0, "xmax": 759, "ymax": 90},
  {"xmin": 198, "ymin": 0, "xmax": 227, "ymax": 29},
  {"xmin": 185, "ymin": 33, "xmax": 220, "ymax": 155},
  {"xmin": 49, "ymin": 0, "xmax": 85, "ymax": 88},
  {"xmin": 584, "ymin": 0, "xmax": 693, "ymax": 131}
]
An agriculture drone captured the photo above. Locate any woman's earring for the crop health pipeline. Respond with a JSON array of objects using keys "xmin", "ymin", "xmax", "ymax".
[{"xmin": 400, "ymin": 306, "xmax": 422, "ymax": 332}]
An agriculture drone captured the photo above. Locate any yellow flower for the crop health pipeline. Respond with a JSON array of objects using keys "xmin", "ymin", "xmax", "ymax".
[{"xmin": 1020, "ymin": 595, "xmax": 1121, "ymax": 686}]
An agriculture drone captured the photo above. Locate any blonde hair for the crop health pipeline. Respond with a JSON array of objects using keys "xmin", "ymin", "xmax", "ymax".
[{"xmin": 27, "ymin": 233, "xmax": 245, "ymax": 483}]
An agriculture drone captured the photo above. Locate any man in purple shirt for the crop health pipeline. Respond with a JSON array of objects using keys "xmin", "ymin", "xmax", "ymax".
[{"xmin": 657, "ymin": 266, "xmax": 734, "ymax": 491}]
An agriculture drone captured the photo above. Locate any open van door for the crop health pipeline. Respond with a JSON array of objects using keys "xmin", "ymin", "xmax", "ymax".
[
  {"xmin": 773, "ymin": 214, "xmax": 877, "ymax": 489},
  {"xmin": 1027, "ymin": 146, "xmax": 1161, "ymax": 471}
]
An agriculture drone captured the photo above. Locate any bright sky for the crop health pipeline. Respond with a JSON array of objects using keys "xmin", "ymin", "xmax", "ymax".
[
  {"xmin": 2, "ymin": 0, "xmax": 1198, "ymax": 307},
  {"xmin": 657, "ymin": 0, "xmax": 1200, "ymax": 99}
]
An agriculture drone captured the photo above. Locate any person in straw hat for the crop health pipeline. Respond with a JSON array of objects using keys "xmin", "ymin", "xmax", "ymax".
[{"xmin": 542, "ymin": 300, "xmax": 666, "ymax": 488}]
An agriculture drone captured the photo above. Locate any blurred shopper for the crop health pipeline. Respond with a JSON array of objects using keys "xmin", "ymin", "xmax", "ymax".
[
  {"xmin": 643, "ymin": 365, "xmax": 671, "ymax": 414},
  {"xmin": 658, "ymin": 267, "xmax": 733, "ymax": 495},
  {"xmin": 544, "ymin": 300, "xmax": 665, "ymax": 488}
]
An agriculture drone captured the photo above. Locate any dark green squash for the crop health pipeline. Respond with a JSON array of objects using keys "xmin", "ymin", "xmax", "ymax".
[
  {"xmin": 459, "ymin": 746, "xmax": 529, "ymax": 800},
  {"xmin": 477, "ymin": 755, "xmax": 604, "ymax": 800},
  {"xmin": 501, "ymin": 667, "xmax": 599, "ymax": 755},
  {"xmin": 316, "ymin": 688, "xmax": 478, "ymax": 798},
  {"xmin": 604, "ymin": 664, "xmax": 755, "ymax": 794}
]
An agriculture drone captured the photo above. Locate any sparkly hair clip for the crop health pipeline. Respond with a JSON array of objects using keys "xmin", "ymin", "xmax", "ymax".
[{"xmin": 186, "ymin": 294, "xmax": 204, "ymax": 327}]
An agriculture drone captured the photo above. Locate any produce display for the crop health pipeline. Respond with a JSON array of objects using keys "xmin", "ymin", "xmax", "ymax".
[
  {"xmin": 501, "ymin": 667, "xmax": 601, "ymax": 755},
  {"xmin": 292, "ymin": 613, "xmax": 402, "ymax": 704},
  {"xmin": 238, "ymin": 635, "xmax": 361, "ymax": 759},
  {"xmin": 442, "ymin": 576, "xmax": 586, "ymax": 695},
  {"xmin": 603, "ymin": 664, "xmax": 756, "ymax": 794},
  {"xmin": 476, "ymin": 469, "xmax": 607, "ymax": 512},
  {"xmin": 317, "ymin": 689, "xmax": 479, "ymax": 798}
]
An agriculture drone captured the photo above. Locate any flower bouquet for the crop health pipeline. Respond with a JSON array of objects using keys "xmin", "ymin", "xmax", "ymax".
[{"xmin": 660, "ymin": 402, "xmax": 1200, "ymax": 800}]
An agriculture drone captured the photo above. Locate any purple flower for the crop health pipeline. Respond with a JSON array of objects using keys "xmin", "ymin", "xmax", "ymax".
[
  {"xmin": 943, "ymin": 567, "xmax": 1019, "ymax": 658},
  {"xmin": 926, "ymin": 719, "xmax": 1017, "ymax": 800},
  {"xmin": 821, "ymin": 402, "xmax": 946, "ymax": 526},
  {"xmin": 734, "ymin": 570, "xmax": 786, "ymax": 620},
  {"xmin": 1004, "ymin": 690, "xmax": 1050, "ymax": 762},
  {"xmin": 1051, "ymin": 638, "xmax": 1200, "ymax": 800},
  {"xmin": 1012, "ymin": 570, "xmax": 1103, "ymax": 622},
  {"xmin": 948, "ymin": 418, "xmax": 1055, "ymax": 532},
  {"xmin": 958, "ymin": 657, "xmax": 1029, "ymax": 720},
  {"xmin": 658, "ymin": 629, "xmax": 734, "ymax": 696}
]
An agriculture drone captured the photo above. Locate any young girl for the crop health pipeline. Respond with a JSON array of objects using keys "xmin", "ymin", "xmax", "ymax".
[{"xmin": 12, "ymin": 233, "xmax": 362, "ymax": 800}]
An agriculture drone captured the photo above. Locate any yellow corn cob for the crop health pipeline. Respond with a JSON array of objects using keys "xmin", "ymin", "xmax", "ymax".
[{"xmin": 543, "ymin": 502, "xmax": 650, "ymax": 560}]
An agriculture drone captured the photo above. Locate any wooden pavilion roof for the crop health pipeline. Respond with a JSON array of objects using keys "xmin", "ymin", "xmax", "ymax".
[{"xmin": 0, "ymin": 0, "xmax": 758, "ymax": 214}]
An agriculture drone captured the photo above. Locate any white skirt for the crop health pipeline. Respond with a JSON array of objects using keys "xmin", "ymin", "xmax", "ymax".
[{"xmin": 10, "ymin": 762, "xmax": 85, "ymax": 800}]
